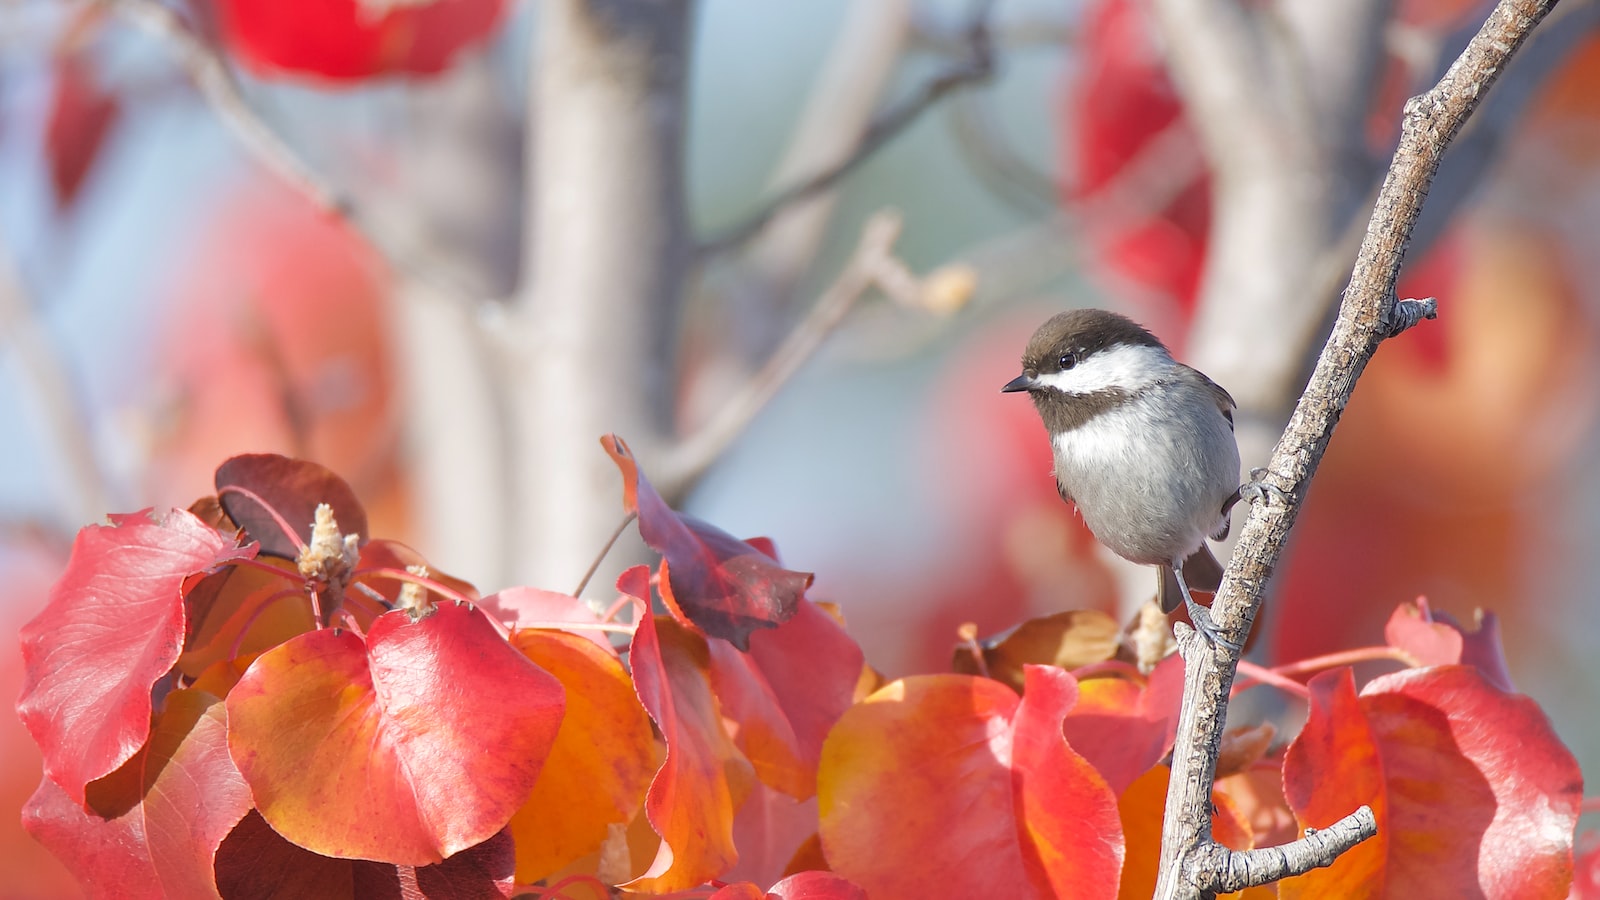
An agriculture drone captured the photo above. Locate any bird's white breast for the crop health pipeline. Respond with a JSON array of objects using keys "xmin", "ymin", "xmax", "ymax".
[{"xmin": 1050, "ymin": 384, "xmax": 1238, "ymax": 567}]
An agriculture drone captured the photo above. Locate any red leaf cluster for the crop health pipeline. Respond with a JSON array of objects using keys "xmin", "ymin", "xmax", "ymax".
[{"xmin": 13, "ymin": 449, "xmax": 1586, "ymax": 897}]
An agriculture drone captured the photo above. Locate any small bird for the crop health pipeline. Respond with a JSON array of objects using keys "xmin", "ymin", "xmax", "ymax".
[{"xmin": 1002, "ymin": 309, "xmax": 1243, "ymax": 649}]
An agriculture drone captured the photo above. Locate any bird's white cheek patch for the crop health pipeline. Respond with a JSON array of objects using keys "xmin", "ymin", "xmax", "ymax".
[{"xmin": 1033, "ymin": 343, "xmax": 1171, "ymax": 395}]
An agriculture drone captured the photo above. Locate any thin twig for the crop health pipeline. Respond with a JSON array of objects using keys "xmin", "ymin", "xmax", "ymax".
[
  {"xmin": 572, "ymin": 512, "xmax": 638, "ymax": 599},
  {"xmin": 661, "ymin": 211, "xmax": 906, "ymax": 495},
  {"xmin": 0, "ymin": 236, "xmax": 113, "ymax": 529},
  {"xmin": 100, "ymin": 0, "xmax": 485, "ymax": 305},
  {"xmin": 698, "ymin": 0, "xmax": 996, "ymax": 257},
  {"xmin": 1154, "ymin": 2, "xmax": 1562, "ymax": 898}
]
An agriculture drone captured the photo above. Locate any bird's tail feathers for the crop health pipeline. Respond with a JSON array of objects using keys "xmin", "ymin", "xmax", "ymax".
[{"xmin": 1156, "ymin": 544, "xmax": 1225, "ymax": 614}]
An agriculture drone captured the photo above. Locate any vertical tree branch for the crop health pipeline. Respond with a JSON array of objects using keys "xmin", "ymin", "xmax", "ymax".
[
  {"xmin": 510, "ymin": 0, "xmax": 694, "ymax": 589},
  {"xmin": 1154, "ymin": 1, "xmax": 1562, "ymax": 897}
]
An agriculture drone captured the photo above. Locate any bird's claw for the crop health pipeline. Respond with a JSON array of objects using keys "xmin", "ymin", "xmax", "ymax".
[
  {"xmin": 1185, "ymin": 597, "xmax": 1243, "ymax": 654},
  {"xmin": 1239, "ymin": 467, "xmax": 1289, "ymax": 508}
]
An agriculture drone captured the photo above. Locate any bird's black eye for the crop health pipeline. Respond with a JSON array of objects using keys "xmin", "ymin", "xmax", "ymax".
[{"xmin": 1058, "ymin": 353, "xmax": 1078, "ymax": 371}]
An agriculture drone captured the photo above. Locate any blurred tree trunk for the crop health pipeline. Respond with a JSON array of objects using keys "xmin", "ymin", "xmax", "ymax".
[{"xmin": 511, "ymin": 0, "xmax": 695, "ymax": 591}]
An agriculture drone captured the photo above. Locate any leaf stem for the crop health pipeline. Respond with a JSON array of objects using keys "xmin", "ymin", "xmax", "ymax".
[
  {"xmin": 572, "ymin": 511, "xmax": 638, "ymax": 598},
  {"xmin": 215, "ymin": 485, "xmax": 308, "ymax": 553}
]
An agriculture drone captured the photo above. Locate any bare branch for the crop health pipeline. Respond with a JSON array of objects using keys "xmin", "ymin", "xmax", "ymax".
[
  {"xmin": 661, "ymin": 211, "xmax": 909, "ymax": 496},
  {"xmin": 101, "ymin": 0, "xmax": 484, "ymax": 305},
  {"xmin": 1190, "ymin": 806, "xmax": 1379, "ymax": 894},
  {"xmin": 698, "ymin": 0, "xmax": 996, "ymax": 257},
  {"xmin": 0, "ymin": 238, "xmax": 112, "ymax": 530},
  {"xmin": 1155, "ymin": 2, "xmax": 1563, "ymax": 897}
]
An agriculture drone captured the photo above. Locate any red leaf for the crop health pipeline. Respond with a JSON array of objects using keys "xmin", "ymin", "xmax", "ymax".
[
  {"xmin": 724, "ymin": 782, "xmax": 819, "ymax": 889},
  {"xmin": 767, "ymin": 871, "xmax": 870, "ymax": 899},
  {"xmin": 602, "ymin": 435, "xmax": 811, "ymax": 650},
  {"xmin": 225, "ymin": 604, "xmax": 565, "ymax": 864},
  {"xmin": 818, "ymin": 668, "xmax": 1123, "ymax": 899},
  {"xmin": 24, "ymin": 775, "xmax": 160, "ymax": 900},
  {"xmin": 46, "ymin": 52, "xmax": 120, "ymax": 209},
  {"xmin": 23, "ymin": 690, "xmax": 252, "ymax": 900},
  {"xmin": 1366, "ymin": 667, "xmax": 1580, "ymax": 897},
  {"xmin": 1383, "ymin": 597, "xmax": 1462, "ymax": 666},
  {"xmin": 707, "ymin": 599, "xmax": 865, "ymax": 799},
  {"xmin": 1062, "ymin": 654, "xmax": 1184, "ymax": 795},
  {"xmin": 214, "ymin": 811, "xmax": 515, "ymax": 898},
  {"xmin": 215, "ymin": 453, "xmax": 368, "ymax": 559},
  {"xmin": 1574, "ymin": 831, "xmax": 1600, "ymax": 900},
  {"xmin": 625, "ymin": 613, "xmax": 754, "ymax": 891},
  {"xmin": 1384, "ymin": 598, "xmax": 1516, "ymax": 693},
  {"xmin": 17, "ymin": 508, "xmax": 253, "ymax": 802},
  {"xmin": 1010, "ymin": 666, "xmax": 1127, "ymax": 896},
  {"xmin": 1282, "ymin": 667, "xmax": 1581, "ymax": 898},
  {"xmin": 214, "ymin": 0, "xmax": 507, "ymax": 81},
  {"xmin": 711, "ymin": 872, "xmax": 868, "ymax": 900},
  {"xmin": 214, "ymin": 811, "xmax": 350, "ymax": 897},
  {"xmin": 1065, "ymin": 0, "xmax": 1209, "ymax": 318},
  {"xmin": 479, "ymin": 586, "xmax": 615, "ymax": 653}
]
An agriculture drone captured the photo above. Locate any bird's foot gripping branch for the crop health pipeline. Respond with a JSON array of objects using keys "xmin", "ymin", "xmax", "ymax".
[{"xmin": 14, "ymin": 446, "xmax": 1588, "ymax": 898}]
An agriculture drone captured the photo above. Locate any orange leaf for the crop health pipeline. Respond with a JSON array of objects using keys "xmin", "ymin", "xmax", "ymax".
[
  {"xmin": 601, "ymin": 435, "xmax": 811, "ymax": 649},
  {"xmin": 226, "ymin": 604, "xmax": 565, "ymax": 864},
  {"xmin": 1116, "ymin": 764, "xmax": 1263, "ymax": 900},
  {"xmin": 178, "ymin": 557, "xmax": 312, "ymax": 680},
  {"xmin": 625, "ymin": 613, "xmax": 755, "ymax": 891},
  {"xmin": 1280, "ymin": 669, "xmax": 1386, "ymax": 899},
  {"xmin": 506, "ymin": 629, "xmax": 655, "ymax": 883},
  {"xmin": 818, "ymin": 667, "xmax": 1122, "ymax": 899},
  {"xmin": 1115, "ymin": 765, "xmax": 1167, "ymax": 900}
]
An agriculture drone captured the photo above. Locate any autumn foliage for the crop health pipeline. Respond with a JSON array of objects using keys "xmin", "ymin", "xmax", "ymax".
[
  {"xmin": 13, "ymin": 443, "xmax": 1586, "ymax": 899},
  {"xmin": 17, "ymin": 0, "xmax": 1600, "ymax": 896}
]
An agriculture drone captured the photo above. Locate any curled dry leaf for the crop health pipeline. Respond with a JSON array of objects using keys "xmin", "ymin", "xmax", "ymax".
[
  {"xmin": 951, "ymin": 609, "xmax": 1122, "ymax": 691},
  {"xmin": 602, "ymin": 435, "xmax": 811, "ymax": 650}
]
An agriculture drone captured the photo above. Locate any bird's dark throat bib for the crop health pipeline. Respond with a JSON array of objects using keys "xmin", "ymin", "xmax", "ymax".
[{"xmin": 1030, "ymin": 387, "xmax": 1131, "ymax": 433}]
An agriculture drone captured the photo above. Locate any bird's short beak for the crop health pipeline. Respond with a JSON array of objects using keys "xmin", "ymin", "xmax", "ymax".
[{"xmin": 1001, "ymin": 374, "xmax": 1037, "ymax": 393}]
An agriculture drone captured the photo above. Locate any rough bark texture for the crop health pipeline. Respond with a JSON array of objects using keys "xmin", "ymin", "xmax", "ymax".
[{"xmin": 1152, "ymin": 2, "xmax": 1564, "ymax": 897}]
